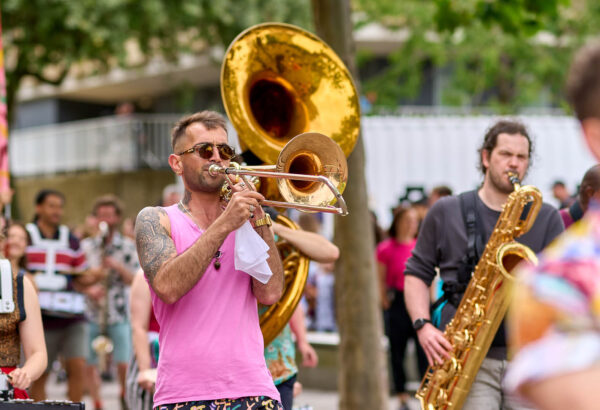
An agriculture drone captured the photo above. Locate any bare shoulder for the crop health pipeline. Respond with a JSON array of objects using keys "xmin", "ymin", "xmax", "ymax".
[
  {"xmin": 22, "ymin": 274, "xmax": 41, "ymax": 314},
  {"xmin": 135, "ymin": 207, "xmax": 176, "ymax": 283},
  {"xmin": 22, "ymin": 274, "xmax": 36, "ymax": 297},
  {"xmin": 135, "ymin": 206, "xmax": 170, "ymax": 234}
]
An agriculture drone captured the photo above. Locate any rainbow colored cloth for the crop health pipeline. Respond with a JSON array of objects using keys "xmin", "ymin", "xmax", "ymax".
[{"xmin": 505, "ymin": 203, "xmax": 600, "ymax": 393}]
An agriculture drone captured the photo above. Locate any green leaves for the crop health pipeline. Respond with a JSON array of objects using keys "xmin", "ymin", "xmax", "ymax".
[
  {"xmin": 2, "ymin": 0, "xmax": 593, "ymax": 118},
  {"xmin": 353, "ymin": 0, "xmax": 595, "ymax": 113},
  {"xmin": 2, "ymin": 0, "xmax": 312, "ymax": 117}
]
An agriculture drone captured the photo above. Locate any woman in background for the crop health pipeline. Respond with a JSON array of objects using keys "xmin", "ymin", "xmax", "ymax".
[
  {"xmin": 376, "ymin": 206, "xmax": 427, "ymax": 410},
  {"xmin": 1, "ymin": 220, "xmax": 47, "ymax": 397}
]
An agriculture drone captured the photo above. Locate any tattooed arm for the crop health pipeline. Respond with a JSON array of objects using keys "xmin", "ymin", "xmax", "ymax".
[{"xmin": 135, "ymin": 206, "xmax": 229, "ymax": 304}]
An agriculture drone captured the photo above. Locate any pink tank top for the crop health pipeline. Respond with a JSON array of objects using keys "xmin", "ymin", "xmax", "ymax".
[{"xmin": 151, "ymin": 205, "xmax": 279, "ymax": 406}]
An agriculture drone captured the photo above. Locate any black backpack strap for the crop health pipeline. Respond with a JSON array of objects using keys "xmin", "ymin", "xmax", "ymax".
[
  {"xmin": 17, "ymin": 271, "xmax": 26, "ymax": 322},
  {"xmin": 458, "ymin": 190, "xmax": 480, "ymax": 283},
  {"xmin": 432, "ymin": 190, "xmax": 482, "ymax": 310}
]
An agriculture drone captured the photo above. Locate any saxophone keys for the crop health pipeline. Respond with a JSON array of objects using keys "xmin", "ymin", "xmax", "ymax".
[
  {"xmin": 452, "ymin": 329, "xmax": 472, "ymax": 349},
  {"xmin": 473, "ymin": 303, "xmax": 485, "ymax": 321}
]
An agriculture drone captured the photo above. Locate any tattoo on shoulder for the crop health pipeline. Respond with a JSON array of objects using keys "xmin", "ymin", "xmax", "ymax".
[{"xmin": 135, "ymin": 207, "xmax": 176, "ymax": 284}]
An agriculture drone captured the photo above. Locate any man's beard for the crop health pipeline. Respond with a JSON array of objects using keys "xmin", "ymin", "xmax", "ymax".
[
  {"xmin": 489, "ymin": 168, "xmax": 518, "ymax": 195},
  {"xmin": 183, "ymin": 165, "xmax": 224, "ymax": 193}
]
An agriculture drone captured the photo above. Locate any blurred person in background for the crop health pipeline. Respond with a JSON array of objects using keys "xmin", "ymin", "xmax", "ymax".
[
  {"xmin": 73, "ymin": 214, "xmax": 100, "ymax": 241},
  {"xmin": 27, "ymin": 189, "xmax": 96, "ymax": 402},
  {"xmin": 160, "ymin": 184, "xmax": 183, "ymax": 207},
  {"xmin": 82, "ymin": 195, "xmax": 139, "ymax": 410},
  {"xmin": 6, "ymin": 221, "xmax": 34, "ymax": 284},
  {"xmin": 428, "ymin": 185, "xmax": 453, "ymax": 207},
  {"xmin": 122, "ymin": 184, "xmax": 183, "ymax": 241},
  {"xmin": 0, "ymin": 214, "xmax": 47, "ymax": 398},
  {"xmin": 376, "ymin": 206, "xmax": 427, "ymax": 410},
  {"xmin": 311, "ymin": 260, "xmax": 336, "ymax": 332},
  {"xmin": 297, "ymin": 213, "xmax": 336, "ymax": 330},
  {"xmin": 559, "ymin": 164, "xmax": 600, "ymax": 228},
  {"xmin": 505, "ymin": 40, "xmax": 600, "ymax": 410},
  {"xmin": 551, "ymin": 180, "xmax": 575, "ymax": 209},
  {"xmin": 370, "ymin": 210, "xmax": 386, "ymax": 245},
  {"xmin": 126, "ymin": 270, "xmax": 159, "ymax": 410}
]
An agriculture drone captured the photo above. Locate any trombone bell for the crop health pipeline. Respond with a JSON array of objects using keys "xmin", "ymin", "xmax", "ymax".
[
  {"xmin": 276, "ymin": 132, "xmax": 347, "ymax": 208},
  {"xmin": 209, "ymin": 133, "xmax": 348, "ymax": 215}
]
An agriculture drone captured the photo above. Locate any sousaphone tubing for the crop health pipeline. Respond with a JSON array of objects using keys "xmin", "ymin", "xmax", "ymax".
[{"xmin": 221, "ymin": 22, "xmax": 360, "ymax": 345}]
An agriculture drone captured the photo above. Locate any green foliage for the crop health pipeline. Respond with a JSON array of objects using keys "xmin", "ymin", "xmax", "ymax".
[
  {"xmin": 354, "ymin": 0, "xmax": 598, "ymax": 113},
  {"xmin": 1, "ymin": 0, "xmax": 312, "ymax": 117},
  {"xmin": 3, "ymin": 0, "xmax": 597, "ymax": 116}
]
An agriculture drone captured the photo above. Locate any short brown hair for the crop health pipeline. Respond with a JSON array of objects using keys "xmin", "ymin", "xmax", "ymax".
[
  {"xmin": 431, "ymin": 185, "xmax": 452, "ymax": 197},
  {"xmin": 567, "ymin": 41, "xmax": 600, "ymax": 121},
  {"xmin": 92, "ymin": 195, "xmax": 123, "ymax": 216},
  {"xmin": 579, "ymin": 164, "xmax": 600, "ymax": 209},
  {"xmin": 388, "ymin": 206, "xmax": 412, "ymax": 239},
  {"xmin": 478, "ymin": 120, "xmax": 533, "ymax": 175},
  {"xmin": 171, "ymin": 111, "xmax": 228, "ymax": 151}
]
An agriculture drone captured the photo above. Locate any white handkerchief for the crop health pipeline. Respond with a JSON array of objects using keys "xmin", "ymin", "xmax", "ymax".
[{"xmin": 235, "ymin": 221, "xmax": 273, "ymax": 284}]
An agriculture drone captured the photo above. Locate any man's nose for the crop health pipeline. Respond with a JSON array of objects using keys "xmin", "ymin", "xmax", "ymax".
[{"xmin": 209, "ymin": 146, "xmax": 222, "ymax": 162}]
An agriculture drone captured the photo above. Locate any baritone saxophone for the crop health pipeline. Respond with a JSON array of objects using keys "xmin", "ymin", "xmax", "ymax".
[{"xmin": 416, "ymin": 172, "xmax": 543, "ymax": 410}]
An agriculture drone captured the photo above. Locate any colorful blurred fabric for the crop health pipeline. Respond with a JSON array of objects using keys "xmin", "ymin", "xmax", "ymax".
[{"xmin": 505, "ymin": 203, "xmax": 600, "ymax": 393}]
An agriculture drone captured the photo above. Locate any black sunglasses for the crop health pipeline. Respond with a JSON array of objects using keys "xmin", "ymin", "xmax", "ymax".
[{"xmin": 177, "ymin": 142, "xmax": 235, "ymax": 160}]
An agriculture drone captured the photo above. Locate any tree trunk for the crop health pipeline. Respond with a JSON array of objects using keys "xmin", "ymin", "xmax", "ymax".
[{"xmin": 311, "ymin": 1, "xmax": 388, "ymax": 409}]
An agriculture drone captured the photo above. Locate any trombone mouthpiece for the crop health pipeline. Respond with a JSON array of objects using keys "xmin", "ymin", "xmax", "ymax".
[{"xmin": 208, "ymin": 164, "xmax": 223, "ymax": 176}]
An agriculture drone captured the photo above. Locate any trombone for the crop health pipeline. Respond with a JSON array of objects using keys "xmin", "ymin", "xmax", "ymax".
[{"xmin": 209, "ymin": 132, "xmax": 349, "ymax": 215}]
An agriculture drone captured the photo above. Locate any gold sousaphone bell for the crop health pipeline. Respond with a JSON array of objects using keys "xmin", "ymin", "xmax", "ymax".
[{"xmin": 219, "ymin": 22, "xmax": 360, "ymax": 345}]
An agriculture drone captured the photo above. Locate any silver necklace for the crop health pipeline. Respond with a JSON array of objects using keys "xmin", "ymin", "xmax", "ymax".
[{"xmin": 178, "ymin": 201, "xmax": 222, "ymax": 270}]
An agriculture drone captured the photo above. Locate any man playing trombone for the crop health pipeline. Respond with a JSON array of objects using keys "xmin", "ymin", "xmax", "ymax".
[{"xmin": 135, "ymin": 110, "xmax": 284, "ymax": 410}]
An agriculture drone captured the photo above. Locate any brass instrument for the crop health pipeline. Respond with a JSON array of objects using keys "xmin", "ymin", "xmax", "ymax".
[
  {"xmin": 209, "ymin": 131, "xmax": 349, "ymax": 215},
  {"xmin": 416, "ymin": 173, "xmax": 542, "ymax": 410},
  {"xmin": 220, "ymin": 22, "xmax": 359, "ymax": 344},
  {"xmin": 221, "ymin": 22, "xmax": 360, "ymax": 165}
]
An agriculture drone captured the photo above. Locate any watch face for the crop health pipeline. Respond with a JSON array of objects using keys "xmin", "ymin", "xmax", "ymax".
[{"xmin": 414, "ymin": 318, "xmax": 429, "ymax": 330}]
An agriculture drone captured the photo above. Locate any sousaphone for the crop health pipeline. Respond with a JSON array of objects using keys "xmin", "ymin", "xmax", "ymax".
[{"xmin": 221, "ymin": 22, "xmax": 360, "ymax": 345}]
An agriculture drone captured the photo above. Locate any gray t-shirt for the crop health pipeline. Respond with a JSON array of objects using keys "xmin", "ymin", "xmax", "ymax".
[{"xmin": 405, "ymin": 191, "xmax": 564, "ymax": 358}]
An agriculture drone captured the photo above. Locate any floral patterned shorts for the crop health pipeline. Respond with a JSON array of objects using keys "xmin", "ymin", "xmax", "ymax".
[{"xmin": 156, "ymin": 396, "xmax": 283, "ymax": 410}]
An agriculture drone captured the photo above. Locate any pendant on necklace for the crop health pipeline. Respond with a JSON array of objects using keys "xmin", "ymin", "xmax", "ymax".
[{"xmin": 214, "ymin": 250, "xmax": 222, "ymax": 270}]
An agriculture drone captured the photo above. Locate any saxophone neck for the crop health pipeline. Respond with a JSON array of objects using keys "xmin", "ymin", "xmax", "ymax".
[{"xmin": 508, "ymin": 172, "xmax": 521, "ymax": 190}]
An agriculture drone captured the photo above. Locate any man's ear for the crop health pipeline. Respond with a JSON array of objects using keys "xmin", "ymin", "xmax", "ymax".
[
  {"xmin": 582, "ymin": 118, "xmax": 600, "ymax": 161},
  {"xmin": 168, "ymin": 154, "xmax": 183, "ymax": 176},
  {"xmin": 481, "ymin": 149, "xmax": 491, "ymax": 171}
]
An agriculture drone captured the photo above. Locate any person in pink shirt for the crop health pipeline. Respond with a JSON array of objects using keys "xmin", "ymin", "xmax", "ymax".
[
  {"xmin": 134, "ymin": 111, "xmax": 284, "ymax": 410},
  {"xmin": 376, "ymin": 206, "xmax": 427, "ymax": 410}
]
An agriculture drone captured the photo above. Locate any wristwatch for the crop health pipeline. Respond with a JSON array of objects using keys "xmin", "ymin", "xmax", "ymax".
[
  {"xmin": 413, "ymin": 318, "xmax": 432, "ymax": 331},
  {"xmin": 254, "ymin": 213, "xmax": 273, "ymax": 228}
]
